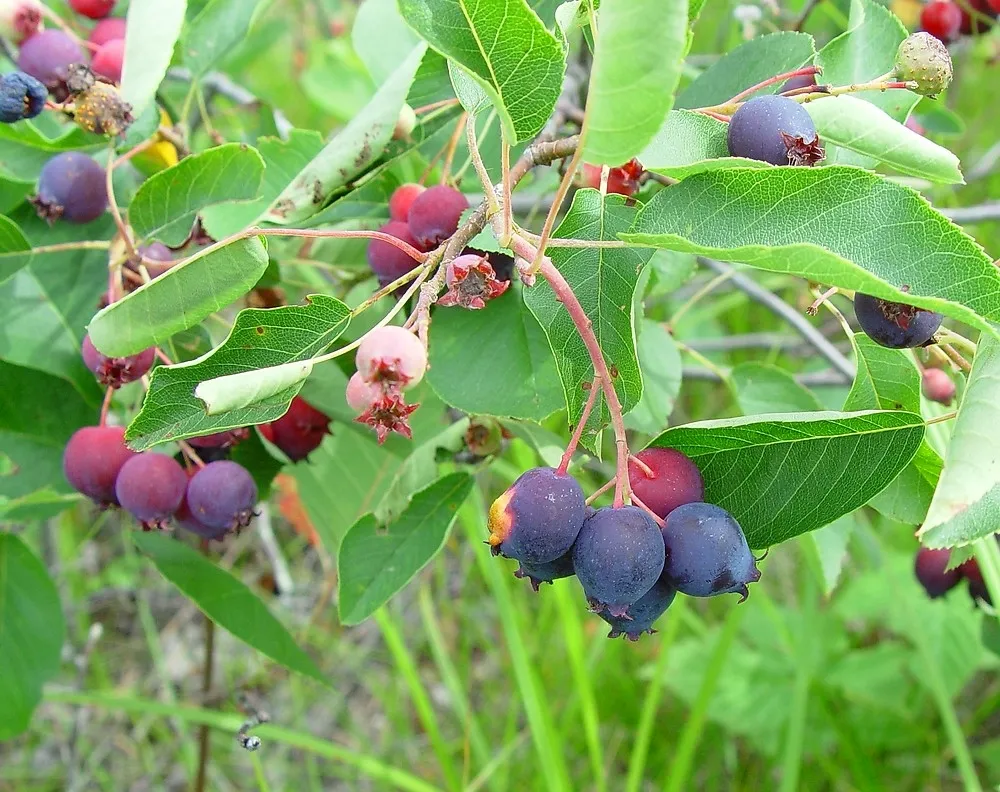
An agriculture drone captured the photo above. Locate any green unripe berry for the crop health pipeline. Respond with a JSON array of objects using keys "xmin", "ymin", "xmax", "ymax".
[{"xmin": 894, "ymin": 32, "xmax": 953, "ymax": 97}]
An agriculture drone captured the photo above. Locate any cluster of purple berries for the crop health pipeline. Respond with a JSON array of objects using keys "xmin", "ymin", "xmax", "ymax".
[
  {"xmin": 915, "ymin": 547, "xmax": 991, "ymax": 604},
  {"xmin": 488, "ymin": 448, "xmax": 760, "ymax": 641}
]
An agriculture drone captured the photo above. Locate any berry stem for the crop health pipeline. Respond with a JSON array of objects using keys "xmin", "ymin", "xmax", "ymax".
[
  {"xmin": 528, "ymin": 143, "xmax": 583, "ymax": 276},
  {"xmin": 466, "ymin": 114, "xmax": 500, "ymax": 216},
  {"xmin": 155, "ymin": 348, "xmax": 174, "ymax": 366},
  {"xmin": 99, "ymin": 386, "xmax": 114, "ymax": 426},
  {"xmin": 440, "ymin": 112, "xmax": 467, "ymax": 185},
  {"xmin": 725, "ymin": 66, "xmax": 822, "ymax": 107},
  {"xmin": 105, "ymin": 146, "xmax": 138, "ymax": 263},
  {"xmin": 556, "ymin": 377, "xmax": 602, "ymax": 475},
  {"xmin": 586, "ymin": 476, "xmax": 616, "ymax": 505},
  {"xmin": 806, "ymin": 287, "xmax": 839, "ymax": 316},
  {"xmin": 412, "ymin": 98, "xmax": 460, "ymax": 115},
  {"xmin": 925, "ymin": 411, "xmax": 958, "ymax": 425},
  {"xmin": 32, "ymin": 240, "xmax": 112, "ymax": 255},
  {"xmin": 178, "ymin": 441, "xmax": 207, "ymax": 469},
  {"xmin": 501, "ymin": 137, "xmax": 513, "ymax": 246},
  {"xmin": 629, "ymin": 454, "xmax": 654, "ymax": 478},
  {"xmin": 939, "ymin": 343, "xmax": 973, "ymax": 374},
  {"xmin": 351, "ymin": 261, "xmax": 432, "ymax": 318},
  {"xmin": 629, "ymin": 492, "xmax": 665, "ymax": 528}
]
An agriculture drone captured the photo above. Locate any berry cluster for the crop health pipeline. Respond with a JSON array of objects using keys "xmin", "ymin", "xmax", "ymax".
[
  {"xmin": 488, "ymin": 448, "xmax": 760, "ymax": 640},
  {"xmin": 921, "ymin": 0, "xmax": 998, "ymax": 42},
  {"xmin": 915, "ymin": 547, "xmax": 991, "ymax": 604}
]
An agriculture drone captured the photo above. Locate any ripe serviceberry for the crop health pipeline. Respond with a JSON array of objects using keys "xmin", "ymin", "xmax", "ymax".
[
  {"xmin": 627, "ymin": 447, "xmax": 704, "ymax": 519},
  {"xmin": 572, "ymin": 505, "xmax": 665, "ymax": 617},
  {"xmin": 91, "ymin": 38, "xmax": 124, "ymax": 83},
  {"xmin": 69, "ymin": 0, "xmax": 115, "ymax": 19},
  {"xmin": 854, "ymin": 293, "xmax": 943, "ymax": 349},
  {"xmin": 581, "ymin": 159, "xmax": 644, "ymax": 196},
  {"xmin": 88, "ymin": 16, "xmax": 125, "ymax": 47},
  {"xmin": 388, "ymin": 182, "xmax": 425, "ymax": 222},
  {"xmin": 0, "ymin": 0, "xmax": 42, "ymax": 43},
  {"xmin": 599, "ymin": 577, "xmax": 676, "ymax": 641},
  {"xmin": 988, "ymin": 0, "xmax": 1000, "ymax": 13},
  {"xmin": 355, "ymin": 391, "xmax": 419, "ymax": 443},
  {"xmin": 781, "ymin": 73, "xmax": 818, "ymax": 93},
  {"xmin": 895, "ymin": 32, "xmax": 953, "ymax": 96},
  {"xmin": 914, "ymin": 547, "xmax": 962, "ymax": 598},
  {"xmin": 32, "ymin": 152, "xmax": 108, "ymax": 223},
  {"xmin": 514, "ymin": 552, "xmax": 575, "ymax": 591},
  {"xmin": 81, "ymin": 333, "xmax": 154, "ymax": 387},
  {"xmin": 62, "ymin": 425, "xmax": 136, "ymax": 505},
  {"xmin": 465, "ymin": 247, "xmax": 514, "ymax": 282},
  {"xmin": 346, "ymin": 371, "xmax": 381, "ymax": 412},
  {"xmin": 174, "ymin": 490, "xmax": 229, "ymax": 540},
  {"xmin": 366, "ymin": 220, "xmax": 424, "ymax": 286},
  {"xmin": 437, "ymin": 253, "xmax": 510, "ymax": 309},
  {"xmin": 355, "ymin": 326, "xmax": 427, "ymax": 389},
  {"xmin": 187, "ymin": 428, "xmax": 249, "ymax": 449},
  {"xmin": 922, "ymin": 368, "xmax": 956, "ymax": 405},
  {"xmin": 264, "ymin": 396, "xmax": 330, "ymax": 461},
  {"xmin": 660, "ymin": 503, "xmax": 761, "ymax": 600},
  {"xmin": 115, "ymin": 453, "xmax": 187, "ymax": 528},
  {"xmin": 920, "ymin": 1, "xmax": 963, "ymax": 42},
  {"xmin": 727, "ymin": 95, "xmax": 824, "ymax": 166},
  {"xmin": 407, "ymin": 184, "xmax": 468, "ymax": 249},
  {"xmin": 488, "ymin": 467, "xmax": 587, "ymax": 564},
  {"xmin": 185, "ymin": 460, "xmax": 257, "ymax": 532},
  {"xmin": 0, "ymin": 70, "xmax": 46, "ymax": 122},
  {"xmin": 17, "ymin": 30, "xmax": 85, "ymax": 96}
]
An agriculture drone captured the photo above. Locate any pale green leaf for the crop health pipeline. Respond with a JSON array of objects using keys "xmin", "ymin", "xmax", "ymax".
[
  {"xmin": 732, "ymin": 362, "xmax": 823, "ymax": 416},
  {"xmin": 354, "ymin": 0, "xmax": 421, "ymax": 84},
  {"xmin": 121, "ymin": 0, "xmax": 187, "ymax": 117},
  {"xmin": 624, "ymin": 321, "xmax": 682, "ymax": 435},
  {"xmin": 0, "ymin": 215, "xmax": 32, "ymax": 285},
  {"xmin": 196, "ymin": 360, "xmax": 315, "ymax": 415},
  {"xmin": 183, "ymin": 0, "xmax": 270, "ymax": 78}
]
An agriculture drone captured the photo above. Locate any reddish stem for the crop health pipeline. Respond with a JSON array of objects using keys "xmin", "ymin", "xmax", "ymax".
[
  {"xmin": 629, "ymin": 454, "xmax": 653, "ymax": 478},
  {"xmin": 250, "ymin": 227, "xmax": 428, "ymax": 264},
  {"xmin": 154, "ymin": 348, "xmax": 174, "ymax": 366},
  {"xmin": 99, "ymin": 387, "xmax": 114, "ymax": 426},
  {"xmin": 700, "ymin": 110, "xmax": 731, "ymax": 123},
  {"xmin": 586, "ymin": 476, "xmax": 616, "ymax": 506},
  {"xmin": 412, "ymin": 98, "xmax": 460, "ymax": 115},
  {"xmin": 557, "ymin": 378, "xmax": 601, "ymax": 475},
  {"xmin": 179, "ymin": 441, "xmax": 207, "ymax": 469},
  {"xmin": 727, "ymin": 65, "xmax": 821, "ymax": 105},
  {"xmin": 629, "ymin": 492, "xmax": 665, "ymax": 528}
]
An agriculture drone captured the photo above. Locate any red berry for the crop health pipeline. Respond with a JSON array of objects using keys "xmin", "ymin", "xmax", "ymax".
[
  {"xmin": 921, "ymin": 1, "xmax": 963, "ymax": 41},
  {"xmin": 366, "ymin": 220, "xmax": 423, "ymax": 286},
  {"xmin": 959, "ymin": 0, "xmax": 997, "ymax": 34},
  {"xmin": 185, "ymin": 460, "xmax": 257, "ymax": 532},
  {"xmin": 388, "ymin": 182, "xmax": 425, "ymax": 222},
  {"xmin": 69, "ymin": 0, "xmax": 116, "ymax": 20},
  {"xmin": 627, "ymin": 447, "xmax": 704, "ymax": 519},
  {"xmin": 266, "ymin": 396, "xmax": 331, "ymax": 461},
  {"xmin": 914, "ymin": 547, "xmax": 962, "ymax": 598},
  {"xmin": 581, "ymin": 160, "xmax": 644, "ymax": 196},
  {"xmin": 81, "ymin": 333, "xmax": 154, "ymax": 387},
  {"xmin": 91, "ymin": 38, "xmax": 124, "ymax": 83},
  {"xmin": 88, "ymin": 17, "xmax": 125, "ymax": 48},
  {"xmin": 355, "ymin": 326, "xmax": 427, "ymax": 389},
  {"xmin": 988, "ymin": 0, "xmax": 1000, "ymax": 13},
  {"xmin": 115, "ymin": 453, "xmax": 187, "ymax": 527},
  {"xmin": 406, "ymin": 185, "xmax": 468, "ymax": 249},
  {"xmin": 921, "ymin": 368, "xmax": 956, "ymax": 405},
  {"xmin": 63, "ymin": 425, "xmax": 137, "ymax": 505}
]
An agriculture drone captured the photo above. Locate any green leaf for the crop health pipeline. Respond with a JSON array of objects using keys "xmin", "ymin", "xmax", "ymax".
[
  {"xmin": 449, "ymin": 61, "xmax": 492, "ymax": 116},
  {"xmin": 183, "ymin": 0, "xmax": 269, "ymax": 78},
  {"xmin": 804, "ymin": 96, "xmax": 962, "ymax": 184},
  {"xmin": 625, "ymin": 167, "xmax": 1000, "ymax": 336},
  {"xmin": 132, "ymin": 531, "xmax": 327, "ymax": 685},
  {"xmin": 0, "ymin": 123, "xmax": 99, "ymax": 181},
  {"xmin": 353, "ymin": 0, "xmax": 421, "ymax": 84},
  {"xmin": 732, "ymin": 362, "xmax": 823, "ymax": 415},
  {"xmin": 129, "ymin": 144, "xmax": 266, "ymax": 246},
  {"xmin": 919, "ymin": 333, "xmax": 1000, "ymax": 547},
  {"xmin": 125, "ymin": 295, "xmax": 350, "ymax": 450},
  {"xmin": 427, "ymin": 284, "xmax": 563, "ymax": 422},
  {"xmin": 581, "ymin": 0, "xmax": 687, "ymax": 166},
  {"xmin": 525, "ymin": 190, "xmax": 652, "ymax": 450},
  {"xmin": 675, "ymin": 31, "xmax": 815, "ymax": 110},
  {"xmin": 196, "ymin": 360, "xmax": 315, "ymax": 415},
  {"xmin": 88, "ymin": 236, "xmax": 270, "ymax": 358},
  {"xmin": 0, "ymin": 215, "xmax": 33, "ymax": 285},
  {"xmin": 806, "ymin": 515, "xmax": 854, "ymax": 595},
  {"xmin": 263, "ymin": 45, "xmax": 427, "ymax": 225},
  {"xmin": 0, "ymin": 175, "xmax": 33, "ymax": 215},
  {"xmin": 397, "ymin": 0, "xmax": 565, "ymax": 142},
  {"xmin": 338, "ymin": 472, "xmax": 473, "ymax": 625},
  {"xmin": 0, "ymin": 534, "xmax": 65, "ymax": 739},
  {"xmin": 624, "ymin": 320, "xmax": 682, "ymax": 435},
  {"xmin": 121, "ymin": 0, "xmax": 188, "ymax": 117},
  {"xmin": 648, "ymin": 410, "xmax": 925, "ymax": 548}
]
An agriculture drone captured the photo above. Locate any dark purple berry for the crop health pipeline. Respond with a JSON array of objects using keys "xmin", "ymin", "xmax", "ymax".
[
  {"xmin": 114, "ymin": 453, "xmax": 187, "ymax": 527},
  {"xmin": 572, "ymin": 505, "xmax": 665, "ymax": 617},
  {"xmin": 0, "ymin": 70, "xmax": 47, "ymax": 122},
  {"xmin": 488, "ymin": 467, "xmax": 587, "ymax": 565},
  {"xmin": 854, "ymin": 293, "xmax": 943, "ymax": 349},
  {"xmin": 781, "ymin": 73, "xmax": 818, "ymax": 93},
  {"xmin": 727, "ymin": 95, "xmax": 824, "ymax": 166},
  {"xmin": 81, "ymin": 333, "xmax": 154, "ymax": 387},
  {"xmin": 17, "ymin": 30, "xmax": 86, "ymax": 97},
  {"xmin": 174, "ymin": 488, "xmax": 229, "ymax": 540},
  {"xmin": 961, "ymin": 558, "xmax": 991, "ymax": 604},
  {"xmin": 366, "ymin": 220, "xmax": 424, "ymax": 286},
  {"xmin": 914, "ymin": 547, "xmax": 962, "ymax": 598},
  {"xmin": 599, "ymin": 577, "xmax": 676, "ymax": 641},
  {"xmin": 32, "ymin": 152, "xmax": 108, "ymax": 224},
  {"xmin": 62, "ymin": 424, "xmax": 136, "ymax": 505},
  {"xmin": 513, "ymin": 551, "xmax": 575, "ymax": 591},
  {"xmin": 628, "ymin": 447, "xmax": 704, "ymax": 519},
  {"xmin": 661, "ymin": 503, "xmax": 760, "ymax": 600},
  {"xmin": 407, "ymin": 184, "xmax": 468, "ymax": 249},
  {"xmin": 185, "ymin": 460, "xmax": 257, "ymax": 532}
]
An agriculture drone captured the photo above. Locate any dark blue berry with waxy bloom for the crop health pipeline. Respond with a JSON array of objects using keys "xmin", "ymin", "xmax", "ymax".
[
  {"xmin": 32, "ymin": 151, "xmax": 107, "ymax": 223},
  {"xmin": 513, "ymin": 551, "xmax": 575, "ymax": 591},
  {"xmin": 854, "ymin": 293, "xmax": 943, "ymax": 349},
  {"xmin": 0, "ymin": 70, "xmax": 46, "ymax": 122},
  {"xmin": 727, "ymin": 95, "xmax": 823, "ymax": 166},
  {"xmin": 186, "ymin": 460, "xmax": 257, "ymax": 532},
  {"xmin": 599, "ymin": 577, "xmax": 676, "ymax": 641},
  {"xmin": 115, "ymin": 453, "xmax": 187, "ymax": 528}
]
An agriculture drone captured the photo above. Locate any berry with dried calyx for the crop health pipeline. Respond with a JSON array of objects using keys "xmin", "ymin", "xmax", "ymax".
[
  {"xmin": 388, "ymin": 182, "xmax": 425, "ymax": 222},
  {"xmin": 81, "ymin": 333, "xmax": 154, "ymax": 387},
  {"xmin": 355, "ymin": 326, "xmax": 426, "ymax": 389},
  {"xmin": 580, "ymin": 158, "xmax": 644, "ymax": 196},
  {"xmin": 0, "ymin": 0, "xmax": 42, "ymax": 43},
  {"xmin": 185, "ymin": 460, "xmax": 257, "ymax": 533},
  {"xmin": 921, "ymin": 368, "xmax": 956, "ymax": 405},
  {"xmin": 346, "ymin": 371, "xmax": 381, "ymax": 412},
  {"xmin": 895, "ymin": 32, "xmax": 953, "ymax": 96},
  {"xmin": 727, "ymin": 95, "xmax": 824, "ymax": 166},
  {"xmin": 0, "ymin": 70, "xmax": 46, "ymax": 122},
  {"xmin": 513, "ymin": 552, "xmax": 575, "ymax": 591},
  {"xmin": 62, "ymin": 425, "xmax": 137, "ymax": 505},
  {"xmin": 599, "ymin": 577, "xmax": 676, "ymax": 641},
  {"xmin": 355, "ymin": 390, "xmax": 419, "ymax": 443},
  {"xmin": 627, "ymin": 447, "xmax": 704, "ymax": 519},
  {"xmin": 407, "ymin": 184, "xmax": 468, "ymax": 249},
  {"xmin": 17, "ymin": 29, "xmax": 85, "ymax": 98},
  {"xmin": 465, "ymin": 416, "xmax": 503, "ymax": 457},
  {"xmin": 71, "ymin": 80, "xmax": 133, "ymax": 136},
  {"xmin": 115, "ymin": 453, "xmax": 187, "ymax": 528},
  {"xmin": 31, "ymin": 151, "xmax": 107, "ymax": 224},
  {"xmin": 854, "ymin": 293, "xmax": 943, "ymax": 349},
  {"xmin": 437, "ymin": 253, "xmax": 510, "ymax": 309}
]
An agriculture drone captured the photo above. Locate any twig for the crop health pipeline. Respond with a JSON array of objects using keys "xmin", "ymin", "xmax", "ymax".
[
  {"xmin": 105, "ymin": 148, "xmax": 136, "ymax": 262},
  {"xmin": 939, "ymin": 343, "xmax": 973, "ymax": 374},
  {"xmin": 557, "ymin": 378, "xmax": 601, "ymax": 475},
  {"xmin": 940, "ymin": 203, "xmax": 1000, "ymax": 223},
  {"xmin": 586, "ymin": 476, "xmax": 616, "ymax": 505},
  {"xmin": 32, "ymin": 240, "xmax": 112, "ymax": 255},
  {"xmin": 791, "ymin": 0, "xmax": 822, "ymax": 31},
  {"xmin": 528, "ymin": 141, "xmax": 584, "ymax": 274},
  {"xmin": 99, "ymin": 387, "xmax": 114, "ymax": 426},
  {"xmin": 726, "ymin": 66, "xmax": 822, "ymax": 106},
  {"xmin": 440, "ymin": 112, "xmax": 468, "ymax": 184}
]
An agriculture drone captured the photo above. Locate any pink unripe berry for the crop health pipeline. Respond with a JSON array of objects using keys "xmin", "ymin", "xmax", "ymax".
[
  {"xmin": 355, "ymin": 326, "xmax": 427, "ymax": 389},
  {"xmin": 922, "ymin": 367, "xmax": 956, "ymax": 405},
  {"xmin": 87, "ymin": 17, "xmax": 125, "ymax": 48},
  {"xmin": 0, "ymin": 0, "xmax": 42, "ymax": 43},
  {"xmin": 91, "ymin": 37, "xmax": 124, "ymax": 83},
  {"xmin": 346, "ymin": 371, "xmax": 381, "ymax": 412},
  {"xmin": 388, "ymin": 182, "xmax": 425, "ymax": 222},
  {"xmin": 81, "ymin": 332, "xmax": 154, "ymax": 387}
]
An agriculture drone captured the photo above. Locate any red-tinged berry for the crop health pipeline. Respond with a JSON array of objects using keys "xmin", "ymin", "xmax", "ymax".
[
  {"xmin": 186, "ymin": 428, "xmax": 249, "ymax": 449},
  {"xmin": 988, "ymin": 0, "xmax": 1000, "ymax": 13},
  {"xmin": 91, "ymin": 37, "xmax": 123, "ymax": 83},
  {"xmin": 346, "ymin": 371, "xmax": 381, "ymax": 412},
  {"xmin": 32, "ymin": 152, "xmax": 108, "ymax": 224},
  {"xmin": 961, "ymin": 558, "xmax": 990, "ymax": 603},
  {"xmin": 81, "ymin": 333, "xmax": 154, "ymax": 387},
  {"xmin": 915, "ymin": 547, "xmax": 962, "ymax": 598},
  {"xmin": 781, "ymin": 73, "xmax": 817, "ymax": 93},
  {"xmin": 115, "ymin": 452, "xmax": 187, "ymax": 528},
  {"xmin": 88, "ymin": 17, "xmax": 125, "ymax": 48},
  {"xmin": 627, "ymin": 447, "xmax": 704, "ymax": 519},
  {"xmin": 854, "ymin": 293, "xmax": 943, "ymax": 349},
  {"xmin": 174, "ymin": 489, "xmax": 228, "ymax": 540},
  {"xmin": 366, "ymin": 220, "xmax": 423, "ymax": 286},
  {"xmin": 266, "ymin": 396, "xmax": 331, "ymax": 461},
  {"xmin": 407, "ymin": 184, "xmax": 468, "ymax": 249},
  {"xmin": 922, "ymin": 368, "xmax": 956, "ymax": 405},
  {"xmin": 465, "ymin": 247, "xmax": 514, "ymax": 282},
  {"xmin": 727, "ymin": 95, "xmax": 824, "ymax": 166},
  {"xmin": 905, "ymin": 115, "xmax": 926, "ymax": 136},
  {"xmin": 959, "ymin": 0, "xmax": 996, "ymax": 34},
  {"xmin": 437, "ymin": 253, "xmax": 510, "ymax": 309},
  {"xmin": 355, "ymin": 326, "xmax": 427, "ymax": 389},
  {"xmin": 0, "ymin": 0, "xmax": 42, "ymax": 43},
  {"xmin": 355, "ymin": 391, "xmax": 419, "ymax": 444},
  {"xmin": 389, "ymin": 182, "xmax": 425, "ymax": 222},
  {"xmin": 581, "ymin": 158, "xmax": 644, "ymax": 196},
  {"xmin": 185, "ymin": 460, "xmax": 257, "ymax": 532},
  {"xmin": 920, "ymin": 1, "xmax": 962, "ymax": 41},
  {"xmin": 599, "ymin": 577, "xmax": 676, "ymax": 641},
  {"xmin": 257, "ymin": 422, "xmax": 274, "ymax": 443},
  {"xmin": 17, "ymin": 30, "xmax": 86, "ymax": 97},
  {"xmin": 69, "ymin": 0, "xmax": 115, "ymax": 19},
  {"xmin": 62, "ymin": 425, "xmax": 137, "ymax": 505}
]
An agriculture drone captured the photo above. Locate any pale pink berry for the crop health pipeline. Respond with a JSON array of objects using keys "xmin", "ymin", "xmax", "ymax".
[
  {"xmin": 355, "ymin": 326, "xmax": 427, "ymax": 389},
  {"xmin": 346, "ymin": 372, "xmax": 381, "ymax": 412}
]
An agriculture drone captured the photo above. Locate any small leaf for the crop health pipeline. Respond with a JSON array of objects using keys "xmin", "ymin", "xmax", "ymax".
[
  {"xmin": 0, "ymin": 215, "xmax": 33, "ymax": 285},
  {"xmin": 196, "ymin": 360, "xmax": 315, "ymax": 415},
  {"xmin": 805, "ymin": 96, "xmax": 963, "ymax": 184},
  {"xmin": 129, "ymin": 144, "xmax": 266, "ymax": 246},
  {"xmin": 807, "ymin": 515, "xmax": 854, "ymax": 596},
  {"xmin": 88, "ymin": 236, "xmax": 269, "ymax": 358},
  {"xmin": 183, "ymin": 0, "xmax": 268, "ymax": 78},
  {"xmin": 649, "ymin": 410, "xmax": 925, "ymax": 548},
  {"xmin": 0, "ymin": 534, "xmax": 65, "ymax": 739},
  {"xmin": 625, "ymin": 167, "xmax": 1000, "ymax": 336},
  {"xmin": 125, "ymin": 295, "xmax": 350, "ymax": 450},
  {"xmin": 121, "ymin": 0, "xmax": 187, "ymax": 118},
  {"xmin": 132, "ymin": 531, "xmax": 328, "ymax": 685},
  {"xmin": 732, "ymin": 362, "xmax": 823, "ymax": 415},
  {"xmin": 624, "ymin": 321, "xmax": 682, "ymax": 435},
  {"xmin": 582, "ymin": 0, "xmax": 687, "ymax": 166},
  {"xmin": 397, "ymin": 0, "xmax": 565, "ymax": 142},
  {"xmin": 449, "ymin": 61, "xmax": 492, "ymax": 116},
  {"xmin": 338, "ymin": 472, "xmax": 473, "ymax": 625},
  {"xmin": 353, "ymin": 0, "xmax": 421, "ymax": 84}
]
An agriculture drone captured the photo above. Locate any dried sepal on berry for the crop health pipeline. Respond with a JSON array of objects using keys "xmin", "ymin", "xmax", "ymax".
[
  {"xmin": 437, "ymin": 254, "xmax": 510, "ymax": 309},
  {"xmin": 779, "ymin": 131, "xmax": 825, "ymax": 166},
  {"xmin": 355, "ymin": 390, "xmax": 419, "ymax": 444}
]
